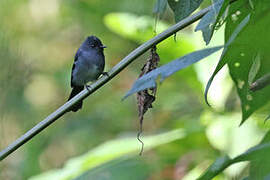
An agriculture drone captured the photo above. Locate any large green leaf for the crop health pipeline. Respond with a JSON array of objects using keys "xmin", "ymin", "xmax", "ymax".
[
  {"xmin": 225, "ymin": 0, "xmax": 270, "ymax": 123},
  {"xmin": 204, "ymin": 0, "xmax": 270, "ymax": 123},
  {"xmin": 167, "ymin": 0, "xmax": 203, "ymax": 22},
  {"xmin": 104, "ymin": 13, "xmax": 167, "ymax": 42},
  {"xmin": 75, "ymin": 157, "xmax": 150, "ymax": 180},
  {"xmin": 204, "ymin": 12, "xmax": 250, "ymax": 106},
  {"xmin": 29, "ymin": 129, "xmax": 186, "ymax": 180}
]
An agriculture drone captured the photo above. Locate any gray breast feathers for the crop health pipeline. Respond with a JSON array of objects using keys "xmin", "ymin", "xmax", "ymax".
[{"xmin": 71, "ymin": 51, "xmax": 104, "ymax": 86}]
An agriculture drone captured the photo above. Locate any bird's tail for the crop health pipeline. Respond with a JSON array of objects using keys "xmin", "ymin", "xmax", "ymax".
[{"xmin": 67, "ymin": 86, "xmax": 84, "ymax": 112}]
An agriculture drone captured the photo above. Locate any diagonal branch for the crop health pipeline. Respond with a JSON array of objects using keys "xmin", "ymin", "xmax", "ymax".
[{"xmin": 0, "ymin": 6, "xmax": 211, "ymax": 161}]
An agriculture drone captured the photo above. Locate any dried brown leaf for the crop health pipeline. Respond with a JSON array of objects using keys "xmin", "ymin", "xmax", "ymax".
[{"xmin": 137, "ymin": 46, "xmax": 160, "ymax": 155}]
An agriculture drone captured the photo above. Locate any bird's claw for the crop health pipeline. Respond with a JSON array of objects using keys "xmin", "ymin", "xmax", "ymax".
[
  {"xmin": 85, "ymin": 85, "xmax": 91, "ymax": 91},
  {"xmin": 101, "ymin": 72, "xmax": 109, "ymax": 77}
]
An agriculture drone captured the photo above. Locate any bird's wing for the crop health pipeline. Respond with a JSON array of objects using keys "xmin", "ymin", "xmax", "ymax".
[{"xmin": 71, "ymin": 49, "xmax": 81, "ymax": 87}]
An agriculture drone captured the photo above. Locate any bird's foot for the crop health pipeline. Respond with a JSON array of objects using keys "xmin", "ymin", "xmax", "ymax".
[
  {"xmin": 101, "ymin": 72, "xmax": 109, "ymax": 77},
  {"xmin": 85, "ymin": 85, "xmax": 91, "ymax": 91}
]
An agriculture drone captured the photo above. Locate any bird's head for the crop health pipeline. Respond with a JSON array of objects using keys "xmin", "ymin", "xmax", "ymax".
[{"xmin": 82, "ymin": 35, "xmax": 106, "ymax": 52}]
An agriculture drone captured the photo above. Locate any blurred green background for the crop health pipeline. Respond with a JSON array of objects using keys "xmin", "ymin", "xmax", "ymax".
[{"xmin": 0, "ymin": 0, "xmax": 269, "ymax": 179}]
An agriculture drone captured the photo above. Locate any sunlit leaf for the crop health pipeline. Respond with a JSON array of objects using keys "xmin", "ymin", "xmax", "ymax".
[
  {"xmin": 124, "ymin": 46, "xmax": 223, "ymax": 99},
  {"xmin": 206, "ymin": 113, "xmax": 264, "ymax": 158},
  {"xmin": 104, "ymin": 13, "xmax": 168, "ymax": 42},
  {"xmin": 75, "ymin": 157, "xmax": 150, "ymax": 180},
  {"xmin": 29, "ymin": 129, "xmax": 186, "ymax": 180}
]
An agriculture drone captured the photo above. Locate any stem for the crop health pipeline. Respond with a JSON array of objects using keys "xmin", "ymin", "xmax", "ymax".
[
  {"xmin": 250, "ymin": 73, "xmax": 270, "ymax": 92},
  {"xmin": 0, "ymin": 6, "xmax": 211, "ymax": 161}
]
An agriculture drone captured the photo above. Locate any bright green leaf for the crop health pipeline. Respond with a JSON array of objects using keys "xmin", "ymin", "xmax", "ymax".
[
  {"xmin": 29, "ymin": 129, "xmax": 186, "ymax": 180},
  {"xmin": 75, "ymin": 158, "xmax": 150, "ymax": 180},
  {"xmin": 104, "ymin": 13, "xmax": 166, "ymax": 42},
  {"xmin": 204, "ymin": 13, "xmax": 250, "ymax": 106},
  {"xmin": 225, "ymin": 0, "xmax": 270, "ymax": 123}
]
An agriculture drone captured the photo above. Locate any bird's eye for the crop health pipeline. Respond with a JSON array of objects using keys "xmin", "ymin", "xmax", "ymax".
[{"xmin": 91, "ymin": 44, "xmax": 95, "ymax": 48}]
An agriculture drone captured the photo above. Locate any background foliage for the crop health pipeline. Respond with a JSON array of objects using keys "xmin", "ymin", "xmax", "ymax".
[{"xmin": 0, "ymin": 0, "xmax": 270, "ymax": 179}]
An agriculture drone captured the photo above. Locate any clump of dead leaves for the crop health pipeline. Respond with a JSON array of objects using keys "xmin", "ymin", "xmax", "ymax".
[{"xmin": 137, "ymin": 46, "xmax": 160, "ymax": 155}]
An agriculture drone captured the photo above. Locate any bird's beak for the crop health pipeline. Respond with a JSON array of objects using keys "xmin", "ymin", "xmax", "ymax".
[{"xmin": 100, "ymin": 45, "xmax": 107, "ymax": 49}]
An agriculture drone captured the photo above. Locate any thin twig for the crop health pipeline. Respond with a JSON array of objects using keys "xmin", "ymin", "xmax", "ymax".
[
  {"xmin": 137, "ymin": 123, "xmax": 144, "ymax": 156},
  {"xmin": 0, "ymin": 6, "xmax": 211, "ymax": 161},
  {"xmin": 250, "ymin": 73, "xmax": 270, "ymax": 92}
]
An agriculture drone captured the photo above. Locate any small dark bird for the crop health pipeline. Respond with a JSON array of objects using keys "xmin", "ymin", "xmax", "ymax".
[{"xmin": 68, "ymin": 36, "xmax": 106, "ymax": 112}]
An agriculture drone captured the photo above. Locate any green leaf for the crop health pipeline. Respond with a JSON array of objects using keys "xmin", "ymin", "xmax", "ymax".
[
  {"xmin": 248, "ymin": 0, "xmax": 254, "ymax": 9},
  {"xmin": 225, "ymin": 0, "xmax": 270, "ymax": 123},
  {"xmin": 104, "ymin": 12, "xmax": 171, "ymax": 42},
  {"xmin": 204, "ymin": 13, "xmax": 250, "ymax": 106},
  {"xmin": 195, "ymin": 0, "xmax": 224, "ymax": 45},
  {"xmin": 124, "ymin": 46, "xmax": 223, "ymax": 99},
  {"xmin": 248, "ymin": 52, "xmax": 261, "ymax": 86},
  {"xmin": 197, "ymin": 155, "xmax": 232, "ymax": 180},
  {"xmin": 242, "ymin": 131, "xmax": 270, "ymax": 179},
  {"xmin": 199, "ymin": 131, "xmax": 270, "ymax": 180},
  {"xmin": 167, "ymin": 0, "xmax": 203, "ymax": 22},
  {"xmin": 265, "ymin": 114, "xmax": 270, "ymax": 123},
  {"xmin": 29, "ymin": 129, "xmax": 186, "ymax": 180},
  {"xmin": 153, "ymin": 0, "xmax": 168, "ymax": 18},
  {"xmin": 234, "ymin": 143, "xmax": 270, "ymax": 162},
  {"xmin": 75, "ymin": 158, "xmax": 150, "ymax": 180}
]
